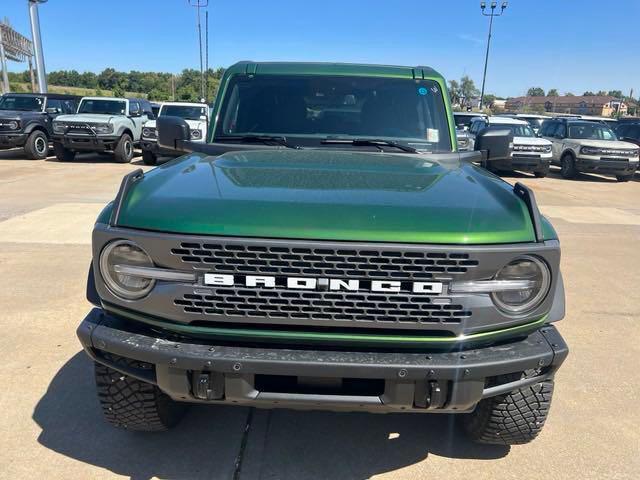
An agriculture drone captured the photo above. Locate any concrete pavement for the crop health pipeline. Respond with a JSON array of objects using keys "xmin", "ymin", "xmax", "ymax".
[{"xmin": 0, "ymin": 149, "xmax": 638, "ymax": 479}]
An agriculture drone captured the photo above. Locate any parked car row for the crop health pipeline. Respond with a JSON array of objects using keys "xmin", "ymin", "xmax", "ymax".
[
  {"xmin": 0, "ymin": 92, "xmax": 209, "ymax": 163},
  {"xmin": 0, "ymin": 92, "xmax": 80, "ymax": 159},
  {"xmin": 453, "ymin": 111, "xmax": 640, "ymax": 182},
  {"xmin": 140, "ymin": 102, "xmax": 209, "ymax": 165}
]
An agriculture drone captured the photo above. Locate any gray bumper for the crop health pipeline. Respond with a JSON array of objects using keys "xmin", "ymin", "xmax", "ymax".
[
  {"xmin": 78, "ymin": 307, "xmax": 568, "ymax": 413},
  {"xmin": 0, "ymin": 133, "xmax": 28, "ymax": 148},
  {"xmin": 54, "ymin": 134, "xmax": 121, "ymax": 151}
]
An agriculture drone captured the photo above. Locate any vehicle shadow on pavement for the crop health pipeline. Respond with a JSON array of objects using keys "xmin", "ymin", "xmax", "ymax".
[
  {"xmin": 547, "ymin": 167, "xmax": 618, "ymax": 183},
  {"xmin": 45, "ymin": 152, "xmax": 144, "ymax": 164},
  {"xmin": 34, "ymin": 353, "xmax": 508, "ymax": 480},
  {"xmin": 0, "ymin": 149, "xmax": 48, "ymax": 161}
]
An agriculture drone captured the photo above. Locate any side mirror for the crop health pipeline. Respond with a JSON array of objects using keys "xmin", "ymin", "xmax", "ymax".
[
  {"xmin": 157, "ymin": 115, "xmax": 191, "ymax": 152},
  {"xmin": 199, "ymin": 114, "xmax": 208, "ymax": 121},
  {"xmin": 474, "ymin": 128, "xmax": 513, "ymax": 161},
  {"xmin": 45, "ymin": 107, "xmax": 60, "ymax": 114}
]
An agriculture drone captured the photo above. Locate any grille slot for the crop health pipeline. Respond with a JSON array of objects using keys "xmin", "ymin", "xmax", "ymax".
[
  {"xmin": 171, "ymin": 242, "xmax": 479, "ymax": 280},
  {"xmin": 174, "ymin": 289, "xmax": 470, "ymax": 325}
]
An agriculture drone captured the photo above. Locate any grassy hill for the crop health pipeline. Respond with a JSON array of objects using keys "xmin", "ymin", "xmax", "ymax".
[{"xmin": 8, "ymin": 82, "xmax": 147, "ymax": 98}]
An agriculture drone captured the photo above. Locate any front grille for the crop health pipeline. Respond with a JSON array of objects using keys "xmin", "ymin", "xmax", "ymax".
[
  {"xmin": 174, "ymin": 289, "xmax": 471, "ymax": 325},
  {"xmin": 171, "ymin": 242, "xmax": 479, "ymax": 280}
]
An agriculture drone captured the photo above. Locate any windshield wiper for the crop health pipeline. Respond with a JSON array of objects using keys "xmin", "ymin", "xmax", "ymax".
[
  {"xmin": 217, "ymin": 135, "xmax": 302, "ymax": 149},
  {"xmin": 320, "ymin": 137, "xmax": 417, "ymax": 153}
]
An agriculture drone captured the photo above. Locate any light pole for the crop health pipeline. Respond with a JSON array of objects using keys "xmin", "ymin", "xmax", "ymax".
[
  {"xmin": 479, "ymin": 1, "xmax": 507, "ymax": 110},
  {"xmin": 28, "ymin": 0, "xmax": 48, "ymax": 93},
  {"xmin": 188, "ymin": 0, "xmax": 208, "ymax": 102}
]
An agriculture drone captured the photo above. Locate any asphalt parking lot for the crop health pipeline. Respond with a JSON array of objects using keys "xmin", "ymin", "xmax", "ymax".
[{"xmin": 0, "ymin": 149, "xmax": 639, "ymax": 480}]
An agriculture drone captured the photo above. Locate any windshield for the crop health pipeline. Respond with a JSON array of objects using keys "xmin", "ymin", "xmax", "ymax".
[
  {"xmin": 568, "ymin": 123, "xmax": 617, "ymax": 140},
  {"xmin": 507, "ymin": 124, "xmax": 535, "ymax": 137},
  {"xmin": 0, "ymin": 95, "xmax": 45, "ymax": 112},
  {"xmin": 78, "ymin": 99, "xmax": 126, "ymax": 115},
  {"xmin": 216, "ymin": 74, "xmax": 452, "ymax": 152},
  {"xmin": 161, "ymin": 105, "xmax": 207, "ymax": 120},
  {"xmin": 454, "ymin": 114, "xmax": 478, "ymax": 129},
  {"xmin": 522, "ymin": 117, "xmax": 545, "ymax": 129}
]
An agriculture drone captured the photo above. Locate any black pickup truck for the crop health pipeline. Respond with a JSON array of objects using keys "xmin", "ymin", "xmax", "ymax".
[{"xmin": 0, "ymin": 93, "xmax": 80, "ymax": 159}]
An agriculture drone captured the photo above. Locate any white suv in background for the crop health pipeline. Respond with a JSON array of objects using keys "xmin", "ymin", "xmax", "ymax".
[
  {"xmin": 468, "ymin": 116, "xmax": 553, "ymax": 177},
  {"xmin": 539, "ymin": 118, "xmax": 639, "ymax": 181},
  {"xmin": 140, "ymin": 102, "xmax": 209, "ymax": 165},
  {"xmin": 500, "ymin": 113, "xmax": 548, "ymax": 135}
]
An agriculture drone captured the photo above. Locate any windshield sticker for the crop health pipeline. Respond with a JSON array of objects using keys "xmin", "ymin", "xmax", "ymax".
[
  {"xmin": 418, "ymin": 87, "xmax": 428, "ymax": 96},
  {"xmin": 426, "ymin": 129, "xmax": 440, "ymax": 143}
]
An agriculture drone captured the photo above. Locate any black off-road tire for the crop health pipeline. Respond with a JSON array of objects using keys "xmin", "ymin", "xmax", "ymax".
[
  {"xmin": 560, "ymin": 153, "xmax": 577, "ymax": 179},
  {"xmin": 24, "ymin": 130, "xmax": 49, "ymax": 159},
  {"xmin": 616, "ymin": 174, "xmax": 633, "ymax": 182},
  {"xmin": 113, "ymin": 133, "xmax": 134, "ymax": 163},
  {"xmin": 462, "ymin": 373, "xmax": 554, "ymax": 445},
  {"xmin": 142, "ymin": 149, "xmax": 157, "ymax": 166},
  {"xmin": 94, "ymin": 357, "xmax": 187, "ymax": 431},
  {"xmin": 534, "ymin": 164, "xmax": 550, "ymax": 178},
  {"xmin": 53, "ymin": 141, "xmax": 76, "ymax": 162}
]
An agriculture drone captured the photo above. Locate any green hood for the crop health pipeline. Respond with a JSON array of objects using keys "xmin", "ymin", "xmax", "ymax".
[{"xmin": 115, "ymin": 150, "xmax": 543, "ymax": 244}]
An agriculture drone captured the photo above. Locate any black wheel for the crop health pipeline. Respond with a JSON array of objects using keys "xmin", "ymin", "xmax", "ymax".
[
  {"xmin": 24, "ymin": 130, "xmax": 49, "ymax": 159},
  {"xmin": 462, "ymin": 373, "xmax": 554, "ymax": 445},
  {"xmin": 53, "ymin": 141, "xmax": 76, "ymax": 162},
  {"xmin": 534, "ymin": 164, "xmax": 550, "ymax": 178},
  {"xmin": 94, "ymin": 356, "xmax": 187, "ymax": 431},
  {"xmin": 113, "ymin": 133, "xmax": 134, "ymax": 163},
  {"xmin": 142, "ymin": 149, "xmax": 157, "ymax": 166},
  {"xmin": 560, "ymin": 153, "xmax": 576, "ymax": 179},
  {"xmin": 616, "ymin": 174, "xmax": 633, "ymax": 182}
]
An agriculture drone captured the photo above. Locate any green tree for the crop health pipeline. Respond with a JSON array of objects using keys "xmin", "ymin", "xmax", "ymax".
[
  {"xmin": 448, "ymin": 79, "xmax": 461, "ymax": 105},
  {"xmin": 583, "ymin": 91, "xmax": 596, "ymax": 96},
  {"xmin": 565, "ymin": 92, "xmax": 575, "ymax": 96},
  {"xmin": 460, "ymin": 75, "xmax": 479, "ymax": 107},
  {"xmin": 482, "ymin": 94, "xmax": 497, "ymax": 108},
  {"xmin": 607, "ymin": 90, "xmax": 623, "ymax": 98},
  {"xmin": 112, "ymin": 84, "xmax": 125, "ymax": 98},
  {"xmin": 527, "ymin": 87, "xmax": 545, "ymax": 97},
  {"xmin": 596, "ymin": 90, "xmax": 607, "ymax": 96},
  {"xmin": 547, "ymin": 88, "xmax": 559, "ymax": 97}
]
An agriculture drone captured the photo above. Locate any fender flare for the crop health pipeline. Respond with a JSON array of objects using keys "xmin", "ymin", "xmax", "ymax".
[{"xmin": 23, "ymin": 122, "xmax": 49, "ymax": 138}]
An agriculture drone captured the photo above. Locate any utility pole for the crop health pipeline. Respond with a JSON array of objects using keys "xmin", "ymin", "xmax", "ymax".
[
  {"xmin": 28, "ymin": 0, "xmax": 48, "ymax": 93},
  {"xmin": 479, "ymin": 2, "xmax": 507, "ymax": 110},
  {"xmin": 0, "ymin": 27, "xmax": 9, "ymax": 93},
  {"xmin": 205, "ymin": 9, "xmax": 209, "ymax": 102},
  {"xmin": 189, "ymin": 0, "xmax": 208, "ymax": 102}
]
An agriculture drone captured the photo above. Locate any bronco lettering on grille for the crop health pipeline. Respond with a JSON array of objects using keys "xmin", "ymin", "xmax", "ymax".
[{"xmin": 203, "ymin": 273, "xmax": 443, "ymax": 294}]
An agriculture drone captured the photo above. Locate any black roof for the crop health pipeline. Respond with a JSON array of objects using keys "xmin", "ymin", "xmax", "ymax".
[{"xmin": 2, "ymin": 92, "xmax": 81, "ymax": 100}]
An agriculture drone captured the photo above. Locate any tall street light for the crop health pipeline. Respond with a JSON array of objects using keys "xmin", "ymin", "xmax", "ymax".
[
  {"xmin": 28, "ymin": 0, "xmax": 48, "ymax": 93},
  {"xmin": 479, "ymin": 1, "xmax": 507, "ymax": 110}
]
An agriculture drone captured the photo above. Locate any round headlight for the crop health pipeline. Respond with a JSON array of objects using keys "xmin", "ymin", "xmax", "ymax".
[
  {"xmin": 142, "ymin": 127, "xmax": 151, "ymax": 137},
  {"xmin": 8, "ymin": 121, "xmax": 19, "ymax": 130},
  {"xmin": 190, "ymin": 129, "xmax": 202, "ymax": 139},
  {"xmin": 491, "ymin": 256, "xmax": 551, "ymax": 315},
  {"xmin": 99, "ymin": 240, "xmax": 155, "ymax": 299}
]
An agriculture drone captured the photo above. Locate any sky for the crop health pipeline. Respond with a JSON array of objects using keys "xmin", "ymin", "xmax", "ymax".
[{"xmin": 3, "ymin": 0, "xmax": 640, "ymax": 98}]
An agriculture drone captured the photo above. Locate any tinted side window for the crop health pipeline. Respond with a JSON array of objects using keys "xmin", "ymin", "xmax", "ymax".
[
  {"xmin": 539, "ymin": 121, "xmax": 555, "ymax": 136},
  {"xmin": 616, "ymin": 125, "xmax": 628, "ymax": 137},
  {"xmin": 630, "ymin": 125, "xmax": 640, "ymax": 139},
  {"xmin": 46, "ymin": 99, "xmax": 64, "ymax": 112},
  {"xmin": 129, "ymin": 101, "xmax": 140, "ymax": 114},
  {"xmin": 141, "ymin": 101, "xmax": 154, "ymax": 119},
  {"xmin": 62, "ymin": 100, "xmax": 77, "ymax": 114},
  {"xmin": 554, "ymin": 123, "xmax": 567, "ymax": 138}
]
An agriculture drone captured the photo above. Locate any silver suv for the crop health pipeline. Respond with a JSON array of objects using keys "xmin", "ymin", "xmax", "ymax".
[
  {"xmin": 52, "ymin": 97, "xmax": 153, "ymax": 163},
  {"xmin": 539, "ymin": 118, "xmax": 639, "ymax": 182}
]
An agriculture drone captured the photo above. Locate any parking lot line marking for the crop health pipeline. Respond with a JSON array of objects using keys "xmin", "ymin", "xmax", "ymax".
[
  {"xmin": 540, "ymin": 206, "xmax": 640, "ymax": 226},
  {"xmin": 0, "ymin": 203, "xmax": 105, "ymax": 245}
]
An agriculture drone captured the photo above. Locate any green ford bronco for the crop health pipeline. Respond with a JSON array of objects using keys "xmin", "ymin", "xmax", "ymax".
[{"xmin": 78, "ymin": 62, "xmax": 568, "ymax": 445}]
